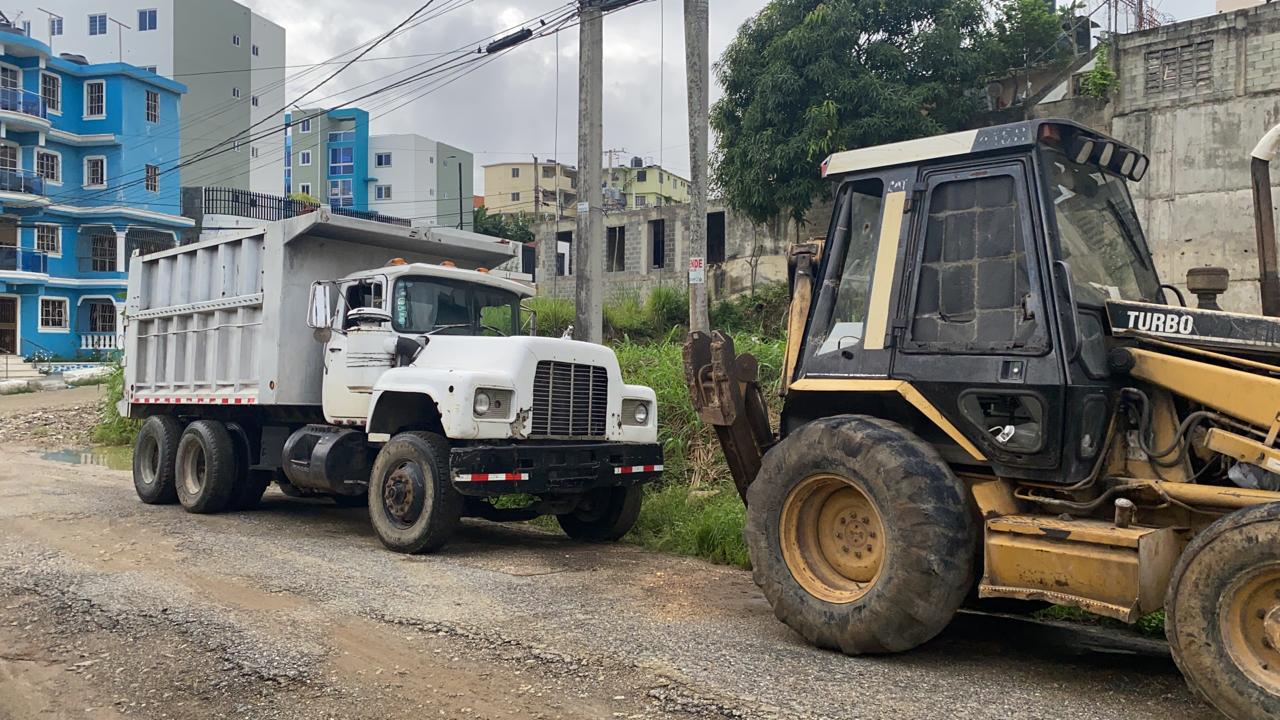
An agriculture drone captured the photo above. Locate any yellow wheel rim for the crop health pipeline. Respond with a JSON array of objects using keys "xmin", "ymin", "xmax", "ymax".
[
  {"xmin": 1221, "ymin": 562, "xmax": 1280, "ymax": 695},
  {"xmin": 780, "ymin": 473, "xmax": 885, "ymax": 604}
]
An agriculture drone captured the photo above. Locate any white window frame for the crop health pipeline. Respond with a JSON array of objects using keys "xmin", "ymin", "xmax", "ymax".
[
  {"xmin": 144, "ymin": 164, "xmax": 159, "ymax": 192},
  {"xmin": 36, "ymin": 149, "xmax": 61, "ymax": 185},
  {"xmin": 299, "ymin": 118, "xmax": 312, "ymax": 133},
  {"xmin": 145, "ymin": 89, "xmax": 159, "ymax": 123},
  {"xmin": 375, "ymin": 184, "xmax": 392, "ymax": 200},
  {"xmin": 0, "ymin": 63, "xmax": 22, "ymax": 91},
  {"xmin": 250, "ymin": 146, "xmax": 258, "ymax": 159},
  {"xmin": 83, "ymin": 80, "xmax": 105, "ymax": 119},
  {"xmin": 375, "ymin": 152, "xmax": 392, "ymax": 167},
  {"xmin": 252, "ymin": 44, "xmax": 259, "ymax": 56},
  {"xmin": 232, "ymin": 33, "xmax": 241, "ymax": 46},
  {"xmin": 40, "ymin": 71, "xmax": 60, "ymax": 115},
  {"xmin": 34, "ymin": 223, "xmax": 60, "ymax": 257},
  {"xmin": 231, "ymin": 86, "xmax": 240, "ymax": 99},
  {"xmin": 88, "ymin": 13, "xmax": 107, "ymax": 36},
  {"xmin": 299, "ymin": 150, "xmax": 312, "ymax": 166},
  {"xmin": 49, "ymin": 16, "xmax": 62, "ymax": 36},
  {"xmin": 298, "ymin": 182, "xmax": 311, "ymax": 196},
  {"xmin": 0, "ymin": 143, "xmax": 18, "ymax": 172},
  {"xmin": 250, "ymin": 95, "xmax": 258, "ymax": 107},
  {"xmin": 83, "ymin": 155, "xmax": 106, "ymax": 189},
  {"xmin": 137, "ymin": 8, "xmax": 157, "ymax": 31},
  {"xmin": 38, "ymin": 295, "xmax": 69, "ymax": 333}
]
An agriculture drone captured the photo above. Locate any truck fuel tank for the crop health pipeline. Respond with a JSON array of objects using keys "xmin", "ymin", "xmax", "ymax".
[{"xmin": 281, "ymin": 425, "xmax": 372, "ymax": 496}]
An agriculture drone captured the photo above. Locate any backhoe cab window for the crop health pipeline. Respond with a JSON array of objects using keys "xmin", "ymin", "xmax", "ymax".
[
  {"xmin": 1043, "ymin": 147, "xmax": 1160, "ymax": 305},
  {"xmin": 911, "ymin": 175, "xmax": 1039, "ymax": 350},
  {"xmin": 392, "ymin": 276, "xmax": 520, "ymax": 336},
  {"xmin": 810, "ymin": 180, "xmax": 886, "ymax": 357}
]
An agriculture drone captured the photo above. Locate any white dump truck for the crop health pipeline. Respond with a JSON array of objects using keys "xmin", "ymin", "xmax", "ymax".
[{"xmin": 121, "ymin": 211, "xmax": 662, "ymax": 552}]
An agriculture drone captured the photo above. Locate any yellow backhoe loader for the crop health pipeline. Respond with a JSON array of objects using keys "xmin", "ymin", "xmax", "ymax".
[{"xmin": 685, "ymin": 119, "xmax": 1280, "ymax": 719}]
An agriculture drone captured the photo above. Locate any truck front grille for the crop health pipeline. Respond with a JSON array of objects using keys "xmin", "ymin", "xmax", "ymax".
[{"xmin": 531, "ymin": 361, "xmax": 608, "ymax": 437}]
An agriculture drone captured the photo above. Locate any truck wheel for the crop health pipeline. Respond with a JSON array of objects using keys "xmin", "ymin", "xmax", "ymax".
[
  {"xmin": 368, "ymin": 431, "xmax": 462, "ymax": 553},
  {"xmin": 174, "ymin": 420, "xmax": 238, "ymax": 514},
  {"xmin": 745, "ymin": 415, "xmax": 977, "ymax": 654},
  {"xmin": 1166, "ymin": 502, "xmax": 1280, "ymax": 719},
  {"xmin": 132, "ymin": 416, "xmax": 182, "ymax": 505},
  {"xmin": 557, "ymin": 485, "xmax": 642, "ymax": 541},
  {"xmin": 225, "ymin": 423, "xmax": 269, "ymax": 511}
]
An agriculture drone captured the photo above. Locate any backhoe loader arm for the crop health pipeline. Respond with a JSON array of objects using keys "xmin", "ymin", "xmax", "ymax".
[{"xmin": 683, "ymin": 330, "xmax": 774, "ymax": 502}]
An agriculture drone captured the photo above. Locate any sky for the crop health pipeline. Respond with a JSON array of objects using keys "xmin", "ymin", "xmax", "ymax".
[{"xmin": 241, "ymin": 0, "xmax": 1217, "ymax": 199}]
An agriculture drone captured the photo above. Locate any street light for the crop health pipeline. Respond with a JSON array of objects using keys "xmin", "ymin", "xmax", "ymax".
[{"xmin": 447, "ymin": 155, "xmax": 463, "ymax": 230}]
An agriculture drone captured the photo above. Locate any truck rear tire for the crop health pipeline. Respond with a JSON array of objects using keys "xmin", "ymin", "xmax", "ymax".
[
  {"xmin": 744, "ymin": 415, "xmax": 977, "ymax": 654},
  {"xmin": 368, "ymin": 431, "xmax": 462, "ymax": 553},
  {"xmin": 557, "ymin": 485, "xmax": 642, "ymax": 541},
  {"xmin": 1166, "ymin": 502, "xmax": 1280, "ymax": 720},
  {"xmin": 132, "ymin": 416, "xmax": 182, "ymax": 505},
  {"xmin": 174, "ymin": 420, "xmax": 238, "ymax": 514},
  {"xmin": 225, "ymin": 423, "xmax": 269, "ymax": 511}
]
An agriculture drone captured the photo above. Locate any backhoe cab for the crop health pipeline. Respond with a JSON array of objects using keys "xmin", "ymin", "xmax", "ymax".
[{"xmin": 686, "ymin": 119, "xmax": 1280, "ymax": 719}]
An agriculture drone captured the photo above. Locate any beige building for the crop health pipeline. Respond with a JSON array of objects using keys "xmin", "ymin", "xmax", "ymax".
[
  {"xmin": 483, "ymin": 161, "xmax": 578, "ymax": 219},
  {"xmin": 604, "ymin": 159, "xmax": 690, "ymax": 210}
]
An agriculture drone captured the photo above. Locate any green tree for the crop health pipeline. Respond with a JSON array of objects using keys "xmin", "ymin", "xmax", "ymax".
[
  {"xmin": 473, "ymin": 205, "xmax": 534, "ymax": 244},
  {"xmin": 711, "ymin": 0, "xmax": 995, "ymax": 226},
  {"xmin": 989, "ymin": 0, "xmax": 1080, "ymax": 74}
]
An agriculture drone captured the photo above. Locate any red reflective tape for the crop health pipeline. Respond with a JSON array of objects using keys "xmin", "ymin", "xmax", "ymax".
[
  {"xmin": 614, "ymin": 464, "xmax": 664, "ymax": 475},
  {"xmin": 456, "ymin": 472, "xmax": 529, "ymax": 482}
]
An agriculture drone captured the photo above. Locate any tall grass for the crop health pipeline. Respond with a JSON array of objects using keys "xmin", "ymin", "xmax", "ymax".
[
  {"xmin": 523, "ymin": 296, "xmax": 574, "ymax": 338},
  {"xmin": 90, "ymin": 362, "xmax": 139, "ymax": 446}
]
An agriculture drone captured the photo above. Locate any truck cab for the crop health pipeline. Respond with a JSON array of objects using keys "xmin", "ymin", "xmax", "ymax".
[{"xmin": 123, "ymin": 213, "xmax": 662, "ymax": 554}]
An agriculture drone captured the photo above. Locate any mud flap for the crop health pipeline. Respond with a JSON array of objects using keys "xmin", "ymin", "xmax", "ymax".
[{"xmin": 683, "ymin": 330, "xmax": 775, "ymax": 503}]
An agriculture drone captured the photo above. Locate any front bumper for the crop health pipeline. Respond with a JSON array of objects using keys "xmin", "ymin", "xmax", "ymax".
[{"xmin": 449, "ymin": 441, "xmax": 663, "ymax": 496}]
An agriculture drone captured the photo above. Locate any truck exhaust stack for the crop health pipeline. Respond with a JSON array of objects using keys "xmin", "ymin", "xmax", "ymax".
[{"xmin": 1252, "ymin": 124, "xmax": 1280, "ymax": 315}]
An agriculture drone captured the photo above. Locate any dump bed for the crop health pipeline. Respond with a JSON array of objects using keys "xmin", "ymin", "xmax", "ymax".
[{"xmin": 123, "ymin": 211, "xmax": 518, "ymax": 411}]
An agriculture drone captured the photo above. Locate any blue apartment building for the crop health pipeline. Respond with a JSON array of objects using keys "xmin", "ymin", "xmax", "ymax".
[
  {"xmin": 284, "ymin": 107, "xmax": 370, "ymax": 210},
  {"xmin": 0, "ymin": 30, "xmax": 189, "ymax": 360}
]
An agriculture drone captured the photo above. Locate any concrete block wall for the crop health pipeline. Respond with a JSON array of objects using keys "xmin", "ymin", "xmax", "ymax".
[{"xmin": 1038, "ymin": 2, "xmax": 1280, "ymax": 312}]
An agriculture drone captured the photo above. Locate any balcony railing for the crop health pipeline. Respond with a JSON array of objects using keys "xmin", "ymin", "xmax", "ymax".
[
  {"xmin": 0, "ymin": 167, "xmax": 44, "ymax": 195},
  {"xmin": 0, "ymin": 246, "xmax": 47, "ymax": 273},
  {"xmin": 200, "ymin": 186, "xmax": 411, "ymax": 227},
  {"xmin": 80, "ymin": 333, "xmax": 120, "ymax": 351},
  {"xmin": 0, "ymin": 87, "xmax": 46, "ymax": 120}
]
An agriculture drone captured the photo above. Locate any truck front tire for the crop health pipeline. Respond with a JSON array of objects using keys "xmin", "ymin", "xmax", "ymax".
[
  {"xmin": 132, "ymin": 416, "xmax": 182, "ymax": 505},
  {"xmin": 174, "ymin": 420, "xmax": 238, "ymax": 514},
  {"xmin": 557, "ymin": 485, "xmax": 642, "ymax": 541},
  {"xmin": 368, "ymin": 431, "xmax": 463, "ymax": 553},
  {"xmin": 745, "ymin": 415, "xmax": 977, "ymax": 654}
]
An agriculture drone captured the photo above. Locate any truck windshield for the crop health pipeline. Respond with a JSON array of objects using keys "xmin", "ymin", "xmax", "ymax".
[
  {"xmin": 391, "ymin": 276, "xmax": 521, "ymax": 336},
  {"xmin": 1042, "ymin": 146, "xmax": 1160, "ymax": 306}
]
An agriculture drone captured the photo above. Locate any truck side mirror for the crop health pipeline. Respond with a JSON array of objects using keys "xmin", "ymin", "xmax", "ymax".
[
  {"xmin": 308, "ymin": 282, "xmax": 333, "ymax": 329},
  {"xmin": 521, "ymin": 302, "xmax": 537, "ymax": 336}
]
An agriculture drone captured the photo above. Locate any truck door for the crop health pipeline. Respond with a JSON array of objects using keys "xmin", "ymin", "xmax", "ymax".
[
  {"xmin": 891, "ymin": 160, "xmax": 1068, "ymax": 481},
  {"xmin": 322, "ymin": 277, "xmax": 386, "ymax": 423}
]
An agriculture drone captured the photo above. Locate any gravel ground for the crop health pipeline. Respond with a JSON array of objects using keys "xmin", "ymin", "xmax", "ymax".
[
  {"xmin": 0, "ymin": 437, "xmax": 1220, "ymax": 720},
  {"xmin": 0, "ymin": 386, "xmax": 100, "ymax": 447}
]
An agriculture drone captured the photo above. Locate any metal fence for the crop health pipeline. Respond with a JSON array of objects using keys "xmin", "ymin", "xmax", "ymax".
[{"xmin": 202, "ymin": 186, "xmax": 412, "ymax": 227}]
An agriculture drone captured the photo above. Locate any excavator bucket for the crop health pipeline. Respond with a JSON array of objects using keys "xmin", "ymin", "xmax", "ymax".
[{"xmin": 683, "ymin": 330, "xmax": 775, "ymax": 503}]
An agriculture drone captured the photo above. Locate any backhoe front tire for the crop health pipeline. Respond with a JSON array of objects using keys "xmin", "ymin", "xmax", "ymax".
[
  {"xmin": 132, "ymin": 416, "xmax": 182, "ymax": 505},
  {"xmin": 368, "ymin": 431, "xmax": 462, "ymax": 553},
  {"xmin": 1166, "ymin": 502, "xmax": 1280, "ymax": 720},
  {"xmin": 745, "ymin": 415, "xmax": 977, "ymax": 655}
]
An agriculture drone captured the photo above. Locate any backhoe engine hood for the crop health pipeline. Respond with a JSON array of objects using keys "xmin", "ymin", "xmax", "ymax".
[{"xmin": 1107, "ymin": 300, "xmax": 1280, "ymax": 358}]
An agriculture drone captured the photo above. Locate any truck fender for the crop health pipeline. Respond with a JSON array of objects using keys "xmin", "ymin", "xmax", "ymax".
[{"xmin": 367, "ymin": 390, "xmax": 445, "ymax": 438}]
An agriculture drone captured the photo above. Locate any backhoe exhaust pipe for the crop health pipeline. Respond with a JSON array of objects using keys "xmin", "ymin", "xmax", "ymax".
[{"xmin": 1251, "ymin": 124, "xmax": 1280, "ymax": 316}]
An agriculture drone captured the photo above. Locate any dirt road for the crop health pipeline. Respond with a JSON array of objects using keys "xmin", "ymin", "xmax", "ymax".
[{"xmin": 0, "ymin": 444, "xmax": 1216, "ymax": 720}]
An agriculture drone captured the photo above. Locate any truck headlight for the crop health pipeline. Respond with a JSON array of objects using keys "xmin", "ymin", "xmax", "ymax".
[
  {"xmin": 473, "ymin": 390, "xmax": 492, "ymax": 416},
  {"xmin": 622, "ymin": 399, "xmax": 651, "ymax": 426}
]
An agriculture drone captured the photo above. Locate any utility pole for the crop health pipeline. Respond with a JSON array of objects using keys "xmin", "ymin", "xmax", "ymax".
[
  {"xmin": 684, "ymin": 0, "xmax": 710, "ymax": 333},
  {"xmin": 533, "ymin": 154, "xmax": 541, "ymax": 220},
  {"xmin": 574, "ymin": 0, "xmax": 604, "ymax": 343},
  {"xmin": 447, "ymin": 154, "xmax": 463, "ymax": 230}
]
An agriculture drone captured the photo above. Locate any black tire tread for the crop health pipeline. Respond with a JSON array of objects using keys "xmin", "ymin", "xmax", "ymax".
[
  {"xmin": 1165, "ymin": 502, "xmax": 1280, "ymax": 720},
  {"xmin": 744, "ymin": 414, "xmax": 977, "ymax": 655},
  {"xmin": 174, "ymin": 420, "xmax": 237, "ymax": 515},
  {"xmin": 557, "ymin": 485, "xmax": 643, "ymax": 541},
  {"xmin": 368, "ymin": 431, "xmax": 462, "ymax": 554},
  {"xmin": 132, "ymin": 415, "xmax": 182, "ymax": 505}
]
